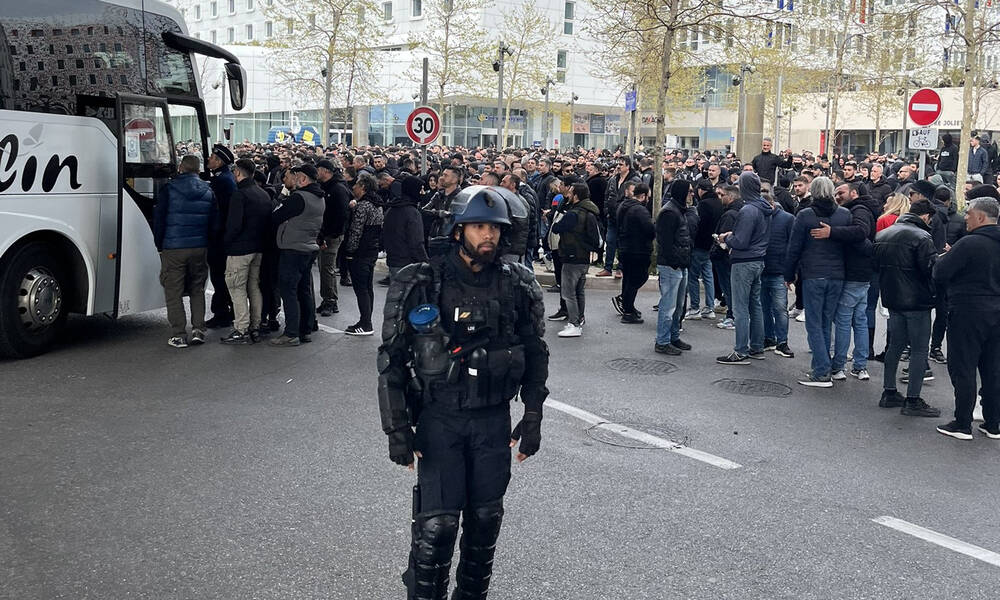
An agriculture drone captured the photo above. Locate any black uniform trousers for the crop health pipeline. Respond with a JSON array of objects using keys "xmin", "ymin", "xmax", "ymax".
[
  {"xmin": 946, "ymin": 310, "xmax": 1000, "ymax": 428},
  {"xmin": 208, "ymin": 244, "xmax": 234, "ymax": 320},
  {"xmin": 414, "ymin": 405, "xmax": 512, "ymax": 513}
]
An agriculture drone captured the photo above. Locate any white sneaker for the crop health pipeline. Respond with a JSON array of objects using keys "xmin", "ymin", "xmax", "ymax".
[
  {"xmin": 684, "ymin": 309, "xmax": 701, "ymax": 320},
  {"xmin": 788, "ymin": 307, "xmax": 802, "ymax": 318},
  {"xmin": 558, "ymin": 323, "xmax": 583, "ymax": 337},
  {"xmin": 716, "ymin": 318, "xmax": 735, "ymax": 330},
  {"xmin": 831, "ymin": 370, "xmax": 847, "ymax": 381},
  {"xmin": 974, "ymin": 396, "xmax": 984, "ymax": 422},
  {"xmin": 795, "ymin": 311, "xmax": 806, "ymax": 323},
  {"xmin": 700, "ymin": 308, "xmax": 716, "ymax": 320}
]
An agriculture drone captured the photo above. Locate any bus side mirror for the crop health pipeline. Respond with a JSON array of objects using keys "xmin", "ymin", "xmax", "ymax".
[{"xmin": 224, "ymin": 63, "xmax": 247, "ymax": 111}]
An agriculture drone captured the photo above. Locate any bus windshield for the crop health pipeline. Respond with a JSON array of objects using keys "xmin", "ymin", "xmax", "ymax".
[{"xmin": 0, "ymin": 0, "xmax": 199, "ymax": 115}]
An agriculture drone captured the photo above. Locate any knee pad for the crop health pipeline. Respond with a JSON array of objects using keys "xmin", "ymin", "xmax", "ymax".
[
  {"xmin": 413, "ymin": 511, "xmax": 460, "ymax": 562},
  {"xmin": 464, "ymin": 500, "xmax": 504, "ymax": 543}
]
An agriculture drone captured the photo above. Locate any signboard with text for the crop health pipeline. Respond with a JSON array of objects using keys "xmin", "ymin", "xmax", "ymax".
[{"xmin": 909, "ymin": 128, "xmax": 938, "ymax": 150}]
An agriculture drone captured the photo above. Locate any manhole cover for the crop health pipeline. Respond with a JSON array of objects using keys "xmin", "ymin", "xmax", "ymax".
[
  {"xmin": 712, "ymin": 378, "xmax": 792, "ymax": 398},
  {"xmin": 584, "ymin": 421, "xmax": 692, "ymax": 450},
  {"xmin": 605, "ymin": 358, "xmax": 677, "ymax": 375}
]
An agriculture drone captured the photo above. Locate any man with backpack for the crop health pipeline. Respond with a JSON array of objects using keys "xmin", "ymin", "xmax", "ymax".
[{"xmin": 551, "ymin": 182, "xmax": 602, "ymax": 337}]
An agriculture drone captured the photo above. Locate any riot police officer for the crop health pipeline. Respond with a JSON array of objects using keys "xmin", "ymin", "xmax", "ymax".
[{"xmin": 377, "ymin": 187, "xmax": 550, "ymax": 600}]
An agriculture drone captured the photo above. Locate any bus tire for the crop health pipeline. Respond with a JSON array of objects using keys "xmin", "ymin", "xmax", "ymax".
[{"xmin": 0, "ymin": 242, "xmax": 69, "ymax": 359}]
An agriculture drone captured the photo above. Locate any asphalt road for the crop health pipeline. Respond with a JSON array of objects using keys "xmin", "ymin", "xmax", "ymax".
[{"xmin": 2, "ymin": 273, "xmax": 1000, "ymax": 599}]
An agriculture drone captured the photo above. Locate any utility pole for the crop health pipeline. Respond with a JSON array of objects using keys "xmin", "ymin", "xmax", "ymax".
[
  {"xmin": 541, "ymin": 78, "xmax": 554, "ymax": 149},
  {"xmin": 629, "ymin": 83, "xmax": 637, "ymax": 159},
  {"xmin": 493, "ymin": 41, "xmax": 513, "ymax": 148},
  {"xmin": 901, "ymin": 77, "xmax": 910, "ymax": 156},
  {"xmin": 774, "ymin": 73, "xmax": 783, "ymax": 147},
  {"xmin": 420, "ymin": 57, "xmax": 429, "ymax": 176}
]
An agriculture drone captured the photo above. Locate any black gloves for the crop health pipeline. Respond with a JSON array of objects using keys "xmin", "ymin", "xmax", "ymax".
[
  {"xmin": 388, "ymin": 426, "xmax": 415, "ymax": 466},
  {"xmin": 511, "ymin": 411, "xmax": 542, "ymax": 458}
]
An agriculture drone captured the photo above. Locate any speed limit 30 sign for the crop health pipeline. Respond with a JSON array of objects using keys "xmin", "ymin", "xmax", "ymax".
[{"xmin": 405, "ymin": 106, "xmax": 442, "ymax": 145}]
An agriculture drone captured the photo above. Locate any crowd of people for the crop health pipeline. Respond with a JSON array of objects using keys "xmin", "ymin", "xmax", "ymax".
[{"xmin": 155, "ymin": 134, "xmax": 1000, "ymax": 441}]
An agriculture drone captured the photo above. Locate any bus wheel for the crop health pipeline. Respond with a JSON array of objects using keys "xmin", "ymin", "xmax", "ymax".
[{"xmin": 0, "ymin": 243, "xmax": 68, "ymax": 358}]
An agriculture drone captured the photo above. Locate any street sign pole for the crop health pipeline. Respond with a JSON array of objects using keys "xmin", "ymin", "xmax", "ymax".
[
  {"xmin": 919, "ymin": 150, "xmax": 926, "ymax": 179},
  {"xmin": 420, "ymin": 58, "xmax": 428, "ymax": 176}
]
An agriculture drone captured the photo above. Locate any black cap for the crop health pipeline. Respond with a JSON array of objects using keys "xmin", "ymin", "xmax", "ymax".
[
  {"xmin": 290, "ymin": 164, "xmax": 318, "ymax": 181},
  {"xmin": 316, "ymin": 159, "xmax": 338, "ymax": 173},
  {"xmin": 966, "ymin": 184, "xmax": 1000, "ymax": 200},
  {"xmin": 560, "ymin": 174, "xmax": 584, "ymax": 186},
  {"xmin": 909, "ymin": 199, "xmax": 936, "ymax": 216},
  {"xmin": 212, "ymin": 144, "xmax": 235, "ymax": 165}
]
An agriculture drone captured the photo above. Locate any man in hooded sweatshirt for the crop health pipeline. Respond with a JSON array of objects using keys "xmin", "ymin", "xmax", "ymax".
[
  {"xmin": 784, "ymin": 176, "xmax": 851, "ymax": 386},
  {"xmin": 654, "ymin": 179, "xmax": 694, "ymax": 355},
  {"xmin": 716, "ymin": 172, "xmax": 772, "ymax": 364},
  {"xmin": 382, "ymin": 176, "xmax": 428, "ymax": 282},
  {"xmin": 551, "ymin": 182, "xmax": 603, "ymax": 336},
  {"xmin": 936, "ymin": 133, "xmax": 959, "ymax": 187}
]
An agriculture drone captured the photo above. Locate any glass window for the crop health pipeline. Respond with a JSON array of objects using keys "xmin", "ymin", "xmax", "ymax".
[
  {"xmin": 286, "ymin": 19, "xmax": 294, "ymax": 34},
  {"xmin": 265, "ymin": 21, "xmax": 273, "ymax": 37},
  {"xmin": 122, "ymin": 103, "xmax": 172, "ymax": 166},
  {"xmin": 211, "ymin": 2, "xmax": 218, "ymax": 17},
  {"xmin": 246, "ymin": 23, "xmax": 253, "ymax": 39},
  {"xmin": 563, "ymin": 21, "xmax": 573, "ymax": 35},
  {"xmin": 211, "ymin": 30, "xmax": 218, "ymax": 43},
  {"xmin": 227, "ymin": 27, "xmax": 234, "ymax": 42},
  {"xmin": 383, "ymin": 1, "xmax": 393, "ymax": 20},
  {"xmin": 556, "ymin": 50, "xmax": 567, "ymax": 69},
  {"xmin": 556, "ymin": 71, "xmax": 565, "ymax": 83},
  {"xmin": 412, "ymin": 0, "xmax": 422, "ymax": 17},
  {"xmin": 564, "ymin": 1, "xmax": 575, "ymax": 19},
  {"xmin": 247, "ymin": 0, "xmax": 255, "ymax": 9},
  {"xmin": 229, "ymin": 0, "xmax": 236, "ymax": 14},
  {"xmin": 194, "ymin": 5, "xmax": 201, "ymax": 20}
]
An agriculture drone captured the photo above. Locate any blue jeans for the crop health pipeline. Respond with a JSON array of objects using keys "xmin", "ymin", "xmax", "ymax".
[
  {"xmin": 656, "ymin": 266, "xmax": 686, "ymax": 346},
  {"xmin": 802, "ymin": 278, "xmax": 844, "ymax": 378},
  {"xmin": 711, "ymin": 256, "xmax": 733, "ymax": 319},
  {"xmin": 760, "ymin": 274, "xmax": 789, "ymax": 343},
  {"xmin": 833, "ymin": 281, "xmax": 870, "ymax": 371},
  {"xmin": 686, "ymin": 248, "xmax": 714, "ymax": 311},
  {"xmin": 730, "ymin": 261, "xmax": 764, "ymax": 355},
  {"xmin": 603, "ymin": 222, "xmax": 618, "ymax": 270}
]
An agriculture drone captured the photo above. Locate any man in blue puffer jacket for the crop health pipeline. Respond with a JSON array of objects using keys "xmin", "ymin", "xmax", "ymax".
[
  {"xmin": 153, "ymin": 154, "xmax": 218, "ymax": 348},
  {"xmin": 716, "ymin": 171, "xmax": 772, "ymax": 364}
]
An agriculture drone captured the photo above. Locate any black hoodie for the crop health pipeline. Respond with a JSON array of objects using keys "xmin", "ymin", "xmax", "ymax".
[
  {"xmin": 933, "ymin": 224, "xmax": 1000, "ymax": 312},
  {"xmin": 382, "ymin": 194, "xmax": 428, "ymax": 268}
]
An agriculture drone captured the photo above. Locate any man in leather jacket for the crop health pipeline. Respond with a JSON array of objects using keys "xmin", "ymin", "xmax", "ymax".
[
  {"xmin": 873, "ymin": 199, "xmax": 942, "ymax": 418},
  {"xmin": 377, "ymin": 188, "xmax": 549, "ymax": 600}
]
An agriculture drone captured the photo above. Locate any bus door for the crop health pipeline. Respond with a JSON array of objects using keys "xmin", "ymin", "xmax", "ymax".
[{"xmin": 114, "ymin": 95, "xmax": 177, "ymax": 318}]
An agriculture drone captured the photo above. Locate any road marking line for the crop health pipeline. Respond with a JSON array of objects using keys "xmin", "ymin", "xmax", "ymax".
[
  {"xmin": 545, "ymin": 399, "xmax": 742, "ymax": 470},
  {"xmin": 911, "ymin": 103, "xmax": 939, "ymax": 112},
  {"xmin": 317, "ymin": 324, "xmax": 344, "ymax": 334},
  {"xmin": 872, "ymin": 516, "xmax": 1000, "ymax": 568}
]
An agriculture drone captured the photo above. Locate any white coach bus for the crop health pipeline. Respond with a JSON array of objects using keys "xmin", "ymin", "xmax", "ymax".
[{"xmin": 0, "ymin": 0, "xmax": 246, "ymax": 357}]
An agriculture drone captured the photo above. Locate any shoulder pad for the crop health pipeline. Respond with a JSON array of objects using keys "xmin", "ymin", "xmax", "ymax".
[
  {"xmin": 380, "ymin": 262, "xmax": 436, "ymax": 343},
  {"xmin": 506, "ymin": 262, "xmax": 545, "ymax": 336}
]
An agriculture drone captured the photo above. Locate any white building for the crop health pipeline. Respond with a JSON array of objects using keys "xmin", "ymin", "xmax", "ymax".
[{"xmin": 168, "ymin": 0, "xmax": 1000, "ymax": 154}]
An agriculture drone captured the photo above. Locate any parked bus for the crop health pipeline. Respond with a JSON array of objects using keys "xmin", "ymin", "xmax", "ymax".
[{"xmin": 0, "ymin": 0, "xmax": 246, "ymax": 357}]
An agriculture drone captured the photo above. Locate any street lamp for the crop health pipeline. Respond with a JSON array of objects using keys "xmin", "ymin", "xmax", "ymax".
[
  {"xmin": 700, "ymin": 87, "xmax": 717, "ymax": 152},
  {"xmin": 541, "ymin": 78, "xmax": 555, "ymax": 149},
  {"xmin": 732, "ymin": 64, "xmax": 755, "ymax": 157},
  {"xmin": 493, "ymin": 41, "xmax": 514, "ymax": 148},
  {"xmin": 567, "ymin": 92, "xmax": 579, "ymax": 147},
  {"xmin": 212, "ymin": 76, "xmax": 227, "ymax": 144},
  {"xmin": 785, "ymin": 106, "xmax": 797, "ymax": 150}
]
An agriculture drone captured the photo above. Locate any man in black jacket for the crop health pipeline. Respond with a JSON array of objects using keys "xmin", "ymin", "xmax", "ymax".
[
  {"xmin": 936, "ymin": 133, "xmax": 959, "ymax": 187},
  {"xmin": 932, "ymin": 196, "xmax": 1000, "ymax": 439},
  {"xmin": 711, "ymin": 185, "xmax": 742, "ymax": 328},
  {"xmin": 222, "ymin": 159, "xmax": 273, "ymax": 344},
  {"xmin": 686, "ymin": 178, "xmax": 722, "ymax": 320},
  {"xmin": 598, "ymin": 159, "xmax": 640, "ymax": 278},
  {"xmin": 655, "ymin": 180, "xmax": 693, "ymax": 354},
  {"xmin": 316, "ymin": 159, "xmax": 351, "ymax": 316},
  {"xmin": 751, "ymin": 138, "xmax": 791, "ymax": 185},
  {"xmin": 873, "ymin": 200, "xmax": 941, "ymax": 417},
  {"xmin": 382, "ymin": 177, "xmax": 428, "ymax": 281},
  {"xmin": 551, "ymin": 182, "xmax": 602, "ymax": 337},
  {"xmin": 866, "ymin": 163, "xmax": 893, "ymax": 212},
  {"xmin": 615, "ymin": 183, "xmax": 655, "ymax": 323}
]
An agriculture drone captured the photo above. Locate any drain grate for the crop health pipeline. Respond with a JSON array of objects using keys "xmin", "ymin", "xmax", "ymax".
[
  {"xmin": 712, "ymin": 378, "xmax": 792, "ymax": 398},
  {"xmin": 605, "ymin": 358, "xmax": 677, "ymax": 375}
]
